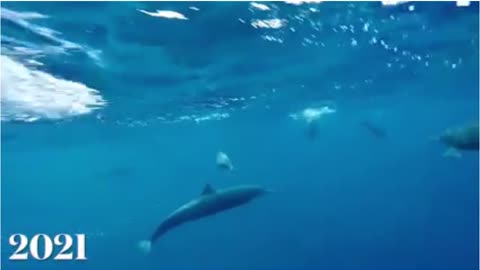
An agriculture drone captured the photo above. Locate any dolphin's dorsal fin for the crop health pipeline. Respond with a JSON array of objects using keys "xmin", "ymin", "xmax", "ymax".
[{"xmin": 201, "ymin": 184, "xmax": 215, "ymax": 196}]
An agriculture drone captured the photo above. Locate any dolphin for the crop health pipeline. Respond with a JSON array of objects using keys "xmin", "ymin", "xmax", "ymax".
[
  {"xmin": 361, "ymin": 120, "xmax": 387, "ymax": 139},
  {"xmin": 216, "ymin": 151, "xmax": 234, "ymax": 171},
  {"xmin": 306, "ymin": 121, "xmax": 318, "ymax": 141},
  {"xmin": 438, "ymin": 121, "xmax": 479, "ymax": 158},
  {"xmin": 138, "ymin": 184, "xmax": 269, "ymax": 254},
  {"xmin": 300, "ymin": 106, "xmax": 336, "ymax": 141}
]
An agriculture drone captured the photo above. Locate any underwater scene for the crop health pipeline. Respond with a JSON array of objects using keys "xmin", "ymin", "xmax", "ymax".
[{"xmin": 1, "ymin": 1, "xmax": 479, "ymax": 270}]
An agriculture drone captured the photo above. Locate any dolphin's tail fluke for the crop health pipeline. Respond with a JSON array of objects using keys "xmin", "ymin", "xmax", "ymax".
[{"xmin": 137, "ymin": 240, "xmax": 152, "ymax": 255}]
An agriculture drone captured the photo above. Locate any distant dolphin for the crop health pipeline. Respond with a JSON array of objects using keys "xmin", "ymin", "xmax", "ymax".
[
  {"xmin": 296, "ymin": 106, "xmax": 336, "ymax": 141},
  {"xmin": 361, "ymin": 120, "xmax": 387, "ymax": 139},
  {"xmin": 216, "ymin": 151, "xmax": 234, "ymax": 171},
  {"xmin": 438, "ymin": 121, "xmax": 479, "ymax": 158},
  {"xmin": 306, "ymin": 121, "xmax": 318, "ymax": 141},
  {"xmin": 138, "ymin": 184, "xmax": 269, "ymax": 254}
]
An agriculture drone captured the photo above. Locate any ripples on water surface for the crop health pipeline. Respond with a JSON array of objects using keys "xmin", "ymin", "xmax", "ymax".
[{"xmin": 1, "ymin": 2, "xmax": 478, "ymax": 124}]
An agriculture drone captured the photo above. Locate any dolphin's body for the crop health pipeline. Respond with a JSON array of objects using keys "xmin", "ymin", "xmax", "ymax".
[
  {"xmin": 138, "ymin": 184, "xmax": 268, "ymax": 253},
  {"xmin": 216, "ymin": 151, "xmax": 234, "ymax": 171},
  {"xmin": 301, "ymin": 106, "xmax": 336, "ymax": 141},
  {"xmin": 306, "ymin": 121, "xmax": 318, "ymax": 141},
  {"xmin": 439, "ymin": 121, "xmax": 479, "ymax": 158},
  {"xmin": 361, "ymin": 120, "xmax": 387, "ymax": 139}
]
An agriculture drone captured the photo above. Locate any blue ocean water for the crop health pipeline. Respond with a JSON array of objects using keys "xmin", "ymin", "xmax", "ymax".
[{"xmin": 1, "ymin": 1, "xmax": 479, "ymax": 270}]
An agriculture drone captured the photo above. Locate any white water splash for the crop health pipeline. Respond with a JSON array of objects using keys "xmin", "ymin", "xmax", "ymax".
[
  {"xmin": 284, "ymin": 0, "xmax": 323, "ymax": 5},
  {"xmin": 0, "ymin": 7, "xmax": 103, "ymax": 64},
  {"xmin": 1, "ymin": 55, "xmax": 106, "ymax": 122},
  {"xmin": 251, "ymin": 19, "xmax": 285, "ymax": 29},
  {"xmin": 456, "ymin": 1, "xmax": 470, "ymax": 6},
  {"xmin": 250, "ymin": 2, "xmax": 271, "ymax": 11},
  {"xmin": 1, "ymin": 8, "xmax": 106, "ymax": 122},
  {"xmin": 137, "ymin": 9, "xmax": 188, "ymax": 20},
  {"xmin": 381, "ymin": 1, "xmax": 409, "ymax": 6},
  {"xmin": 0, "ymin": 8, "xmax": 48, "ymax": 20},
  {"xmin": 1, "ymin": 7, "xmax": 80, "ymax": 50}
]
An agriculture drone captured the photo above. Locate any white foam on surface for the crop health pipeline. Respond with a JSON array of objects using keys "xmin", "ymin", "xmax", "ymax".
[
  {"xmin": 1, "ymin": 55, "xmax": 106, "ymax": 122},
  {"xmin": 1, "ymin": 8, "xmax": 80, "ymax": 50},
  {"xmin": 381, "ymin": 1, "xmax": 409, "ymax": 6},
  {"xmin": 1, "ymin": 8, "xmax": 106, "ymax": 122},
  {"xmin": 284, "ymin": 0, "xmax": 323, "ymax": 5},
  {"xmin": 0, "ymin": 8, "xmax": 49, "ymax": 20},
  {"xmin": 1, "ymin": 8, "xmax": 103, "ymax": 64},
  {"xmin": 180, "ymin": 112, "xmax": 230, "ymax": 124},
  {"xmin": 137, "ymin": 9, "xmax": 188, "ymax": 20},
  {"xmin": 250, "ymin": 2, "xmax": 271, "ymax": 11},
  {"xmin": 456, "ymin": 1, "xmax": 470, "ymax": 6},
  {"xmin": 251, "ymin": 19, "xmax": 285, "ymax": 29}
]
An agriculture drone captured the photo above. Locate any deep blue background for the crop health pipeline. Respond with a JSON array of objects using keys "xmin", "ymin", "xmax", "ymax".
[{"xmin": 1, "ymin": 2, "xmax": 479, "ymax": 270}]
